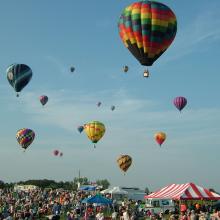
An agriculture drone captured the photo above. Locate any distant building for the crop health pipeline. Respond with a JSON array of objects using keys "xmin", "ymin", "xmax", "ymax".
[
  {"xmin": 101, "ymin": 186, "xmax": 146, "ymax": 201},
  {"xmin": 14, "ymin": 184, "xmax": 39, "ymax": 192},
  {"xmin": 121, "ymin": 187, "xmax": 146, "ymax": 201}
]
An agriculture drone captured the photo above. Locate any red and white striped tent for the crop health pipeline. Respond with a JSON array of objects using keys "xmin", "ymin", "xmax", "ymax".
[{"xmin": 145, "ymin": 183, "xmax": 220, "ymax": 200}]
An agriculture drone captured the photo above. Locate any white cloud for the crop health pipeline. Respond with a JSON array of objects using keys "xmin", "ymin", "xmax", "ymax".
[
  {"xmin": 2, "ymin": 88, "xmax": 220, "ymax": 190},
  {"xmin": 19, "ymin": 88, "xmax": 220, "ymax": 150}
]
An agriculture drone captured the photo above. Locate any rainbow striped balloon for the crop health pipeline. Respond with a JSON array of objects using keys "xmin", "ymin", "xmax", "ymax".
[{"xmin": 118, "ymin": 1, "xmax": 177, "ymax": 66}]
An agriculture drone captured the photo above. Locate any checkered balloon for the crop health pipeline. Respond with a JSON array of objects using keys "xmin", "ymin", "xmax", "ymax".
[{"xmin": 16, "ymin": 128, "xmax": 35, "ymax": 150}]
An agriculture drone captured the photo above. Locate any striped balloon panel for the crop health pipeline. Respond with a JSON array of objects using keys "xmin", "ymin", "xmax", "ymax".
[
  {"xmin": 118, "ymin": 1, "xmax": 177, "ymax": 66},
  {"xmin": 84, "ymin": 121, "xmax": 105, "ymax": 143}
]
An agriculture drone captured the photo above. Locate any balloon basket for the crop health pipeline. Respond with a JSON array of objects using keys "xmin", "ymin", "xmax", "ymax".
[{"xmin": 143, "ymin": 69, "xmax": 150, "ymax": 78}]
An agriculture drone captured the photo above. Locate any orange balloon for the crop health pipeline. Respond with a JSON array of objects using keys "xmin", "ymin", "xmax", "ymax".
[{"xmin": 154, "ymin": 132, "xmax": 166, "ymax": 146}]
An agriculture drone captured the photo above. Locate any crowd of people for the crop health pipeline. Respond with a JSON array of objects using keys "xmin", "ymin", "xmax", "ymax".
[
  {"xmin": 0, "ymin": 187, "xmax": 220, "ymax": 220},
  {"xmin": 0, "ymin": 187, "xmax": 81, "ymax": 219}
]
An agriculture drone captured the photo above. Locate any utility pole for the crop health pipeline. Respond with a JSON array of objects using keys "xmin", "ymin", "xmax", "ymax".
[{"xmin": 77, "ymin": 169, "xmax": 81, "ymax": 189}]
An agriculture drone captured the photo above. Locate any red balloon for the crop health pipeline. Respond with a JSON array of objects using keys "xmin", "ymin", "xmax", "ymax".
[{"xmin": 53, "ymin": 150, "xmax": 59, "ymax": 156}]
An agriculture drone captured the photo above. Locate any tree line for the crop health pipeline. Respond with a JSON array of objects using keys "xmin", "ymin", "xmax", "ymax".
[{"xmin": 0, "ymin": 178, "xmax": 110, "ymax": 191}]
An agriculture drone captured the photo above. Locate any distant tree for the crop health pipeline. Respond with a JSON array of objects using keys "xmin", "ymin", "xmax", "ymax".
[
  {"xmin": 17, "ymin": 179, "xmax": 57, "ymax": 189},
  {"xmin": 72, "ymin": 177, "xmax": 89, "ymax": 190},
  {"xmin": 0, "ymin": 181, "xmax": 4, "ymax": 189},
  {"xmin": 96, "ymin": 179, "xmax": 110, "ymax": 189}
]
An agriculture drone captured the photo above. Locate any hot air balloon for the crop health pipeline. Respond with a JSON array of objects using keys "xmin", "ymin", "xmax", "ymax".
[
  {"xmin": 39, "ymin": 95, "xmax": 48, "ymax": 106},
  {"xmin": 97, "ymin": 102, "xmax": 102, "ymax": 107},
  {"xmin": 118, "ymin": 1, "xmax": 177, "ymax": 76},
  {"xmin": 117, "ymin": 155, "xmax": 132, "ymax": 174},
  {"xmin": 154, "ymin": 132, "xmax": 166, "ymax": 146},
  {"xmin": 16, "ymin": 128, "xmax": 35, "ymax": 151},
  {"xmin": 6, "ymin": 64, "xmax": 33, "ymax": 97},
  {"xmin": 70, "ymin": 66, "xmax": 75, "ymax": 73},
  {"xmin": 59, "ymin": 152, "xmax": 63, "ymax": 157},
  {"xmin": 77, "ymin": 126, "xmax": 84, "ymax": 133},
  {"xmin": 123, "ymin": 65, "xmax": 129, "ymax": 73},
  {"xmin": 53, "ymin": 150, "xmax": 59, "ymax": 156},
  {"xmin": 84, "ymin": 121, "xmax": 105, "ymax": 148},
  {"xmin": 111, "ymin": 105, "xmax": 115, "ymax": 111},
  {"xmin": 173, "ymin": 96, "xmax": 187, "ymax": 112}
]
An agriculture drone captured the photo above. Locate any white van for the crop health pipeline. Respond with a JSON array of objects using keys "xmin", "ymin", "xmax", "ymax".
[{"xmin": 145, "ymin": 198, "xmax": 175, "ymax": 214}]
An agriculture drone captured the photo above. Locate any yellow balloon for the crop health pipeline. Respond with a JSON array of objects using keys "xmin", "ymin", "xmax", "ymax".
[{"xmin": 84, "ymin": 121, "xmax": 105, "ymax": 148}]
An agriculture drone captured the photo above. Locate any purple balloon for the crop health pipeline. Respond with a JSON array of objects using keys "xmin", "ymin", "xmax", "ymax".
[
  {"xmin": 173, "ymin": 96, "xmax": 187, "ymax": 112},
  {"xmin": 39, "ymin": 95, "xmax": 48, "ymax": 106}
]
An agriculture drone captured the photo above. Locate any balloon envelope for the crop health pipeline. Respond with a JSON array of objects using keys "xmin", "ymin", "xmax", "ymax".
[
  {"xmin": 59, "ymin": 152, "xmax": 63, "ymax": 157},
  {"xmin": 117, "ymin": 155, "xmax": 132, "ymax": 173},
  {"xmin": 39, "ymin": 95, "xmax": 48, "ymax": 106},
  {"xmin": 111, "ymin": 106, "xmax": 115, "ymax": 111},
  {"xmin": 77, "ymin": 126, "xmax": 84, "ymax": 133},
  {"xmin": 97, "ymin": 102, "xmax": 102, "ymax": 107},
  {"xmin": 7, "ymin": 64, "xmax": 32, "ymax": 93},
  {"xmin": 16, "ymin": 128, "xmax": 35, "ymax": 150},
  {"xmin": 84, "ymin": 121, "xmax": 105, "ymax": 144},
  {"xmin": 118, "ymin": 1, "xmax": 177, "ymax": 66},
  {"xmin": 70, "ymin": 66, "xmax": 75, "ymax": 72},
  {"xmin": 53, "ymin": 150, "xmax": 59, "ymax": 156},
  {"xmin": 154, "ymin": 132, "xmax": 166, "ymax": 146},
  {"xmin": 173, "ymin": 96, "xmax": 187, "ymax": 112}
]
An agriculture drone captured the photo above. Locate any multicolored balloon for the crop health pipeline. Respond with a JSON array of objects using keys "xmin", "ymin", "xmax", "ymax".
[
  {"xmin": 77, "ymin": 125, "xmax": 84, "ymax": 133},
  {"xmin": 111, "ymin": 105, "xmax": 115, "ymax": 111},
  {"xmin": 117, "ymin": 155, "xmax": 132, "ymax": 173},
  {"xmin": 39, "ymin": 95, "xmax": 48, "ymax": 106},
  {"xmin": 118, "ymin": 1, "xmax": 177, "ymax": 67},
  {"xmin": 173, "ymin": 96, "xmax": 187, "ymax": 112},
  {"xmin": 155, "ymin": 132, "xmax": 166, "ymax": 146},
  {"xmin": 7, "ymin": 64, "xmax": 33, "ymax": 96},
  {"xmin": 97, "ymin": 102, "xmax": 102, "ymax": 107},
  {"xmin": 84, "ymin": 121, "xmax": 105, "ymax": 148},
  {"xmin": 53, "ymin": 150, "xmax": 59, "ymax": 156},
  {"xmin": 16, "ymin": 128, "xmax": 35, "ymax": 150}
]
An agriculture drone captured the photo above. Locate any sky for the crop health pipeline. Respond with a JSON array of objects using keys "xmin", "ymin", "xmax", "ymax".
[{"xmin": 0, "ymin": 0, "xmax": 220, "ymax": 192}]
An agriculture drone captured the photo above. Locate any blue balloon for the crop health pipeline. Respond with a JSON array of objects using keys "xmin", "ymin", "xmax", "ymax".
[
  {"xmin": 77, "ymin": 126, "xmax": 84, "ymax": 133},
  {"xmin": 6, "ymin": 63, "xmax": 32, "ymax": 95}
]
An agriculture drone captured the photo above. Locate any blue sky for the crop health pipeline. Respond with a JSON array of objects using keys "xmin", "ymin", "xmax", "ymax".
[{"xmin": 0, "ymin": 0, "xmax": 220, "ymax": 192}]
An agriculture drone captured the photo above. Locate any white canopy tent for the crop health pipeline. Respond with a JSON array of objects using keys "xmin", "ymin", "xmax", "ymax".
[{"xmin": 101, "ymin": 186, "xmax": 128, "ymax": 195}]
